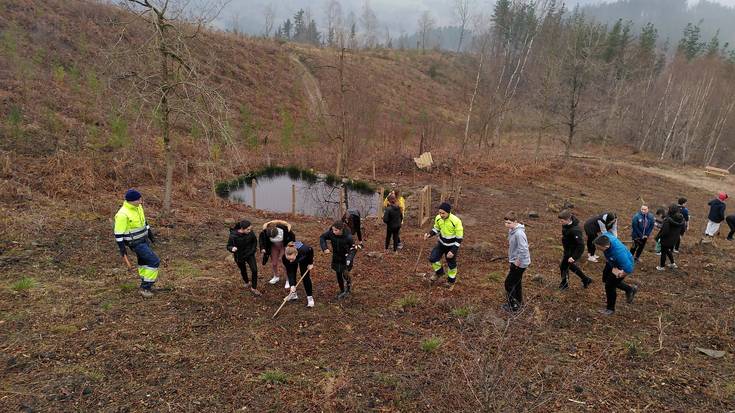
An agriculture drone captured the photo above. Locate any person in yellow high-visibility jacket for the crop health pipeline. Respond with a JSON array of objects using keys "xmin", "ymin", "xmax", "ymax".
[
  {"xmin": 424, "ymin": 202, "xmax": 463, "ymax": 288},
  {"xmin": 114, "ymin": 189, "xmax": 160, "ymax": 298}
]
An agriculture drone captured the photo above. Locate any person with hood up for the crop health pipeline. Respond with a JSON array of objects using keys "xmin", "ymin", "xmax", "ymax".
[
  {"xmin": 227, "ymin": 220, "xmax": 261, "ymax": 296},
  {"xmin": 630, "ymin": 205, "xmax": 655, "ymax": 262},
  {"xmin": 503, "ymin": 212, "xmax": 531, "ymax": 312},
  {"xmin": 558, "ymin": 210, "xmax": 593, "ymax": 290},
  {"xmin": 655, "ymin": 212, "xmax": 685, "ymax": 271},
  {"xmin": 703, "ymin": 192, "xmax": 728, "ymax": 242},
  {"xmin": 584, "ymin": 212, "xmax": 618, "ymax": 262}
]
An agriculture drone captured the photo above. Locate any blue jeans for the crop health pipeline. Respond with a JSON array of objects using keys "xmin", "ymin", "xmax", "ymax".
[{"xmin": 131, "ymin": 241, "xmax": 160, "ymax": 290}]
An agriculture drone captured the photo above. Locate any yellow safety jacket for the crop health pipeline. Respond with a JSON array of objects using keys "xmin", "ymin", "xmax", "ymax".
[
  {"xmin": 430, "ymin": 213, "xmax": 464, "ymax": 251},
  {"xmin": 114, "ymin": 201, "xmax": 149, "ymax": 246}
]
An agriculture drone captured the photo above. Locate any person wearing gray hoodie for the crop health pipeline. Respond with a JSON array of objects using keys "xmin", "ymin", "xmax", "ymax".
[{"xmin": 503, "ymin": 212, "xmax": 531, "ymax": 312}]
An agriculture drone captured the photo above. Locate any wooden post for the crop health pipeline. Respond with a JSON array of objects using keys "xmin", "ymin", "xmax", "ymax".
[
  {"xmin": 377, "ymin": 187, "xmax": 384, "ymax": 217},
  {"xmin": 372, "ymin": 160, "xmax": 376, "ymax": 180},
  {"xmin": 251, "ymin": 179, "xmax": 257, "ymax": 209},
  {"xmin": 339, "ymin": 186, "xmax": 345, "ymax": 216},
  {"xmin": 417, "ymin": 187, "xmax": 423, "ymax": 227},
  {"xmin": 291, "ymin": 184, "xmax": 296, "ymax": 216}
]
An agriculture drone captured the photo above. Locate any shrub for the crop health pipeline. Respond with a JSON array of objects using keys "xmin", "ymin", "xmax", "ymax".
[
  {"xmin": 259, "ymin": 370, "xmax": 288, "ymax": 384},
  {"xmin": 10, "ymin": 277, "xmax": 36, "ymax": 292},
  {"xmin": 420, "ymin": 337, "xmax": 443, "ymax": 352},
  {"xmin": 397, "ymin": 293, "xmax": 419, "ymax": 310},
  {"xmin": 451, "ymin": 306, "xmax": 471, "ymax": 318}
]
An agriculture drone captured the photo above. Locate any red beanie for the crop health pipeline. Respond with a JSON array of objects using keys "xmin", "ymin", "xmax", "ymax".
[{"xmin": 718, "ymin": 192, "xmax": 728, "ymax": 201}]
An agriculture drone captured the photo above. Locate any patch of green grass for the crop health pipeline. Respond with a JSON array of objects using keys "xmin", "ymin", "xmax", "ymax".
[
  {"xmin": 171, "ymin": 260, "xmax": 202, "ymax": 278},
  {"xmin": 119, "ymin": 282, "xmax": 137, "ymax": 292},
  {"xmin": 259, "ymin": 370, "xmax": 288, "ymax": 384},
  {"xmin": 451, "ymin": 306, "xmax": 472, "ymax": 318},
  {"xmin": 51, "ymin": 324, "xmax": 78, "ymax": 334},
  {"xmin": 420, "ymin": 337, "xmax": 443, "ymax": 352},
  {"xmin": 487, "ymin": 271, "xmax": 503, "ymax": 282},
  {"xmin": 100, "ymin": 301, "xmax": 113, "ymax": 311},
  {"xmin": 396, "ymin": 293, "xmax": 419, "ymax": 310},
  {"xmin": 624, "ymin": 337, "xmax": 648, "ymax": 359},
  {"xmin": 10, "ymin": 277, "xmax": 36, "ymax": 292}
]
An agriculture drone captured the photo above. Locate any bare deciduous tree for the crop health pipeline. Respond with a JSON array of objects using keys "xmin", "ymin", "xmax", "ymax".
[
  {"xmin": 263, "ymin": 4, "xmax": 276, "ymax": 38},
  {"xmin": 453, "ymin": 0, "xmax": 473, "ymax": 53},
  {"xmin": 417, "ymin": 11, "xmax": 435, "ymax": 53}
]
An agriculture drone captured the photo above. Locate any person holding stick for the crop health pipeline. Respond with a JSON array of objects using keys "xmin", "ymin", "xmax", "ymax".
[
  {"xmin": 227, "ymin": 219, "xmax": 261, "ymax": 296},
  {"xmin": 424, "ymin": 202, "xmax": 464, "ymax": 288},
  {"xmin": 282, "ymin": 241, "xmax": 315, "ymax": 307}
]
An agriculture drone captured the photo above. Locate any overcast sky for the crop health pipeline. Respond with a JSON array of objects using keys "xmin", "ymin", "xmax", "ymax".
[{"xmin": 220, "ymin": 0, "xmax": 735, "ymax": 34}]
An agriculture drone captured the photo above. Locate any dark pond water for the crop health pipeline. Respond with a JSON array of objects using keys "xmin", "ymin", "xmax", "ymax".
[{"xmin": 228, "ymin": 174, "xmax": 381, "ymax": 218}]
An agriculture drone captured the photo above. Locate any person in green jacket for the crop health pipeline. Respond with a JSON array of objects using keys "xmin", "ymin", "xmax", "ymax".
[{"xmin": 114, "ymin": 189, "xmax": 160, "ymax": 298}]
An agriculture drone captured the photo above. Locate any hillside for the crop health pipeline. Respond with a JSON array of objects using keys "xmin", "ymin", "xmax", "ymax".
[{"xmin": 1, "ymin": 1, "xmax": 735, "ymax": 412}]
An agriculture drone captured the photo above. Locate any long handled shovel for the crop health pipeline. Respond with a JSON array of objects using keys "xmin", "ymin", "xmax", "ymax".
[{"xmin": 273, "ymin": 268, "xmax": 312, "ymax": 319}]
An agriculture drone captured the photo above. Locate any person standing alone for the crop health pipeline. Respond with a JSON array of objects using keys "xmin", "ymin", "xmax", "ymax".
[
  {"xmin": 630, "ymin": 205, "xmax": 655, "ymax": 262},
  {"xmin": 503, "ymin": 212, "xmax": 530, "ymax": 312}
]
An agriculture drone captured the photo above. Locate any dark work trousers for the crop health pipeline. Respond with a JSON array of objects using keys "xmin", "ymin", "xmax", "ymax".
[
  {"xmin": 675, "ymin": 227, "xmax": 686, "ymax": 250},
  {"xmin": 385, "ymin": 226, "xmax": 401, "ymax": 251},
  {"xmin": 429, "ymin": 244, "xmax": 458, "ymax": 282},
  {"xmin": 727, "ymin": 216, "xmax": 735, "ymax": 240},
  {"xmin": 660, "ymin": 246, "xmax": 675, "ymax": 267},
  {"xmin": 602, "ymin": 264, "xmax": 633, "ymax": 311},
  {"xmin": 236, "ymin": 255, "xmax": 258, "ymax": 289},
  {"xmin": 585, "ymin": 228, "xmax": 599, "ymax": 256},
  {"xmin": 504, "ymin": 263, "xmax": 526, "ymax": 309},
  {"xmin": 560, "ymin": 256, "xmax": 590, "ymax": 285},
  {"xmin": 287, "ymin": 261, "xmax": 313, "ymax": 296},
  {"xmin": 332, "ymin": 262, "xmax": 351, "ymax": 293},
  {"xmin": 629, "ymin": 237, "xmax": 648, "ymax": 259}
]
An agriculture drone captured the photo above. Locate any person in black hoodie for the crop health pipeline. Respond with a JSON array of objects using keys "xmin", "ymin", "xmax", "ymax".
[
  {"xmin": 383, "ymin": 194, "xmax": 403, "ymax": 252},
  {"xmin": 655, "ymin": 212, "xmax": 685, "ymax": 271},
  {"xmin": 320, "ymin": 221, "xmax": 356, "ymax": 299},
  {"xmin": 283, "ymin": 241, "xmax": 315, "ymax": 308},
  {"xmin": 227, "ymin": 220, "xmax": 261, "ymax": 296},
  {"xmin": 259, "ymin": 220, "xmax": 296, "ymax": 288},
  {"xmin": 583, "ymin": 212, "xmax": 618, "ymax": 262},
  {"xmin": 726, "ymin": 214, "xmax": 735, "ymax": 241},
  {"xmin": 703, "ymin": 192, "xmax": 728, "ymax": 242},
  {"xmin": 558, "ymin": 210, "xmax": 593, "ymax": 290},
  {"xmin": 342, "ymin": 209, "xmax": 364, "ymax": 248}
]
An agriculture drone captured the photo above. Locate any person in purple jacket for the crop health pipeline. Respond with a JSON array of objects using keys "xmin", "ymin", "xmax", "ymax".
[
  {"xmin": 593, "ymin": 233, "xmax": 638, "ymax": 316},
  {"xmin": 630, "ymin": 205, "xmax": 655, "ymax": 262}
]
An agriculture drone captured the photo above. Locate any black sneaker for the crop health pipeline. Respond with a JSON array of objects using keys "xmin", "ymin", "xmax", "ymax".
[
  {"xmin": 626, "ymin": 285, "xmax": 638, "ymax": 304},
  {"xmin": 558, "ymin": 281, "xmax": 569, "ymax": 291},
  {"xmin": 501, "ymin": 303, "xmax": 519, "ymax": 313},
  {"xmin": 337, "ymin": 290, "xmax": 350, "ymax": 300},
  {"xmin": 582, "ymin": 278, "xmax": 593, "ymax": 289}
]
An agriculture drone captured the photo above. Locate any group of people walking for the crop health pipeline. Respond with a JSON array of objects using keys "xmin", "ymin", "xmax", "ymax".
[{"xmin": 113, "ymin": 187, "xmax": 732, "ymax": 316}]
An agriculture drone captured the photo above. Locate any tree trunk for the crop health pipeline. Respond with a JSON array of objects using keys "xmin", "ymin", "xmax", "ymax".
[{"xmin": 157, "ymin": 12, "xmax": 174, "ymax": 216}]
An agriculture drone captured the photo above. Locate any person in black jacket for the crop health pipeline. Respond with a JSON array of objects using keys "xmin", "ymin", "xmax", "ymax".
[
  {"xmin": 383, "ymin": 194, "xmax": 403, "ymax": 252},
  {"xmin": 283, "ymin": 241, "xmax": 315, "ymax": 308},
  {"xmin": 558, "ymin": 210, "xmax": 593, "ymax": 290},
  {"xmin": 342, "ymin": 209, "xmax": 363, "ymax": 248},
  {"xmin": 703, "ymin": 192, "xmax": 727, "ymax": 242},
  {"xmin": 655, "ymin": 212, "xmax": 685, "ymax": 270},
  {"xmin": 583, "ymin": 212, "xmax": 618, "ymax": 262},
  {"xmin": 227, "ymin": 220, "xmax": 261, "ymax": 296},
  {"xmin": 320, "ymin": 221, "xmax": 356, "ymax": 299},
  {"xmin": 259, "ymin": 220, "xmax": 295, "ymax": 288},
  {"xmin": 726, "ymin": 214, "xmax": 735, "ymax": 241}
]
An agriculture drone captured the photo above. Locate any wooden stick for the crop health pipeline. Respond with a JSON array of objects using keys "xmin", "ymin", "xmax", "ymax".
[
  {"xmin": 413, "ymin": 245, "xmax": 425, "ymax": 273},
  {"xmin": 251, "ymin": 179, "xmax": 257, "ymax": 209},
  {"xmin": 273, "ymin": 268, "xmax": 312, "ymax": 319}
]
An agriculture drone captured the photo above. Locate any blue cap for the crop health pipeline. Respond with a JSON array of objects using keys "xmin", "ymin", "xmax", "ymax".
[{"xmin": 125, "ymin": 189, "xmax": 142, "ymax": 202}]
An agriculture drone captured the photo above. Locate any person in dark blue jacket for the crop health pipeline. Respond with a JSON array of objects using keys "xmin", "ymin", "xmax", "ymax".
[
  {"xmin": 630, "ymin": 205, "xmax": 655, "ymax": 261},
  {"xmin": 593, "ymin": 233, "xmax": 638, "ymax": 316},
  {"xmin": 704, "ymin": 192, "xmax": 728, "ymax": 242}
]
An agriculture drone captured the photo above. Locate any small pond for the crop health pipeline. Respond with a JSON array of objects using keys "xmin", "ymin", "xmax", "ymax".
[{"xmin": 224, "ymin": 171, "xmax": 381, "ymax": 218}]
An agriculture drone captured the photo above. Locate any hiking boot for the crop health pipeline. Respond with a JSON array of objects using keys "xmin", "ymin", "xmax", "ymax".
[
  {"xmin": 599, "ymin": 308, "xmax": 615, "ymax": 316},
  {"xmin": 250, "ymin": 288, "xmax": 262, "ymax": 296},
  {"xmin": 656, "ymin": 266, "xmax": 666, "ymax": 271},
  {"xmin": 306, "ymin": 296, "xmax": 315, "ymax": 308},
  {"xmin": 139, "ymin": 288, "xmax": 153, "ymax": 298},
  {"xmin": 582, "ymin": 277, "xmax": 593, "ymax": 289},
  {"xmin": 284, "ymin": 280, "xmax": 290, "ymax": 289},
  {"xmin": 626, "ymin": 285, "xmax": 638, "ymax": 304},
  {"xmin": 268, "ymin": 276, "xmax": 280, "ymax": 285},
  {"xmin": 587, "ymin": 255, "xmax": 599, "ymax": 263}
]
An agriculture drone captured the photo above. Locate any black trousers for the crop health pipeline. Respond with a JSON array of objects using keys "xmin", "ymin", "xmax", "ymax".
[
  {"xmin": 675, "ymin": 226, "xmax": 686, "ymax": 250},
  {"xmin": 236, "ymin": 255, "xmax": 258, "ymax": 289},
  {"xmin": 602, "ymin": 265, "xmax": 633, "ymax": 311},
  {"xmin": 385, "ymin": 226, "xmax": 401, "ymax": 251},
  {"xmin": 505, "ymin": 263, "xmax": 526, "ymax": 309},
  {"xmin": 286, "ymin": 261, "xmax": 313, "ymax": 296},
  {"xmin": 660, "ymin": 246, "xmax": 675, "ymax": 267},
  {"xmin": 629, "ymin": 237, "xmax": 648, "ymax": 259},
  {"xmin": 560, "ymin": 256, "xmax": 590, "ymax": 284},
  {"xmin": 585, "ymin": 228, "xmax": 599, "ymax": 256},
  {"xmin": 727, "ymin": 216, "xmax": 735, "ymax": 239}
]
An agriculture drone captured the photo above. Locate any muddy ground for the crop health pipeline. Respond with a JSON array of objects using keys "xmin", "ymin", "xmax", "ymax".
[{"xmin": 1, "ymin": 153, "xmax": 734, "ymax": 412}]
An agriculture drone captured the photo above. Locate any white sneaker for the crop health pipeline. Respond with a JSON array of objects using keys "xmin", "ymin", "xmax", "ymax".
[
  {"xmin": 668, "ymin": 263, "xmax": 678, "ymax": 269},
  {"xmin": 306, "ymin": 296, "xmax": 315, "ymax": 307},
  {"xmin": 655, "ymin": 252, "xmax": 662, "ymax": 256},
  {"xmin": 673, "ymin": 249, "xmax": 679, "ymax": 254},
  {"xmin": 284, "ymin": 280, "xmax": 290, "ymax": 289},
  {"xmin": 268, "ymin": 276, "xmax": 280, "ymax": 285},
  {"xmin": 288, "ymin": 292, "xmax": 299, "ymax": 301},
  {"xmin": 587, "ymin": 255, "xmax": 599, "ymax": 262},
  {"xmin": 656, "ymin": 266, "xmax": 665, "ymax": 271}
]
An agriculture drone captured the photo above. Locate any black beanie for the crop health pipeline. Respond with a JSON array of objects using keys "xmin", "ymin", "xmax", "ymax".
[
  {"xmin": 235, "ymin": 219, "xmax": 252, "ymax": 229},
  {"xmin": 439, "ymin": 202, "xmax": 452, "ymax": 213}
]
